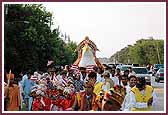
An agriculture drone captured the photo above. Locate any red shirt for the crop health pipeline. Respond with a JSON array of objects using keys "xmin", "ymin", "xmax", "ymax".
[
  {"xmin": 43, "ymin": 97, "xmax": 51, "ymax": 111},
  {"xmin": 60, "ymin": 94, "xmax": 75, "ymax": 110},
  {"xmin": 32, "ymin": 98, "xmax": 44, "ymax": 111},
  {"xmin": 55, "ymin": 95, "xmax": 64, "ymax": 108}
]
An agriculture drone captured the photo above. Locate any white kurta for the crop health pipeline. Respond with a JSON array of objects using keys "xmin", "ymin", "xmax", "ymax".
[
  {"xmin": 121, "ymin": 85, "xmax": 132, "ymax": 111},
  {"xmin": 18, "ymin": 81, "xmax": 24, "ymax": 109},
  {"xmin": 96, "ymin": 73, "xmax": 104, "ymax": 83},
  {"xmin": 129, "ymin": 89, "xmax": 157, "ymax": 110},
  {"xmin": 80, "ymin": 73, "xmax": 88, "ymax": 83},
  {"xmin": 110, "ymin": 74, "xmax": 119, "ymax": 86}
]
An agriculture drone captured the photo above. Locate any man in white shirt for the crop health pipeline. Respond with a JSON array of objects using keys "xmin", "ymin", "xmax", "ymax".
[
  {"xmin": 121, "ymin": 75, "xmax": 137, "ymax": 111},
  {"xmin": 110, "ymin": 70, "xmax": 119, "ymax": 86},
  {"xmin": 96, "ymin": 67, "xmax": 104, "ymax": 83},
  {"xmin": 79, "ymin": 67, "xmax": 88, "ymax": 83}
]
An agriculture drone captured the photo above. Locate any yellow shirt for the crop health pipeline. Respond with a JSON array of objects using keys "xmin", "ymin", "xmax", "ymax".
[
  {"xmin": 131, "ymin": 85, "xmax": 153, "ymax": 111},
  {"xmin": 93, "ymin": 82, "xmax": 103, "ymax": 95}
]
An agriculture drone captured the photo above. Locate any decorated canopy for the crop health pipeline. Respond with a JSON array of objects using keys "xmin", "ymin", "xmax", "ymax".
[{"xmin": 73, "ymin": 36, "xmax": 104, "ymax": 69}]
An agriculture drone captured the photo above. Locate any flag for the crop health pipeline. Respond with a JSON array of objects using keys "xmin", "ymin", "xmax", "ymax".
[
  {"xmin": 30, "ymin": 75, "xmax": 38, "ymax": 81},
  {"xmin": 47, "ymin": 60, "xmax": 54, "ymax": 66},
  {"xmin": 70, "ymin": 64, "xmax": 80, "ymax": 76},
  {"xmin": 70, "ymin": 64, "xmax": 78, "ymax": 71},
  {"xmin": 52, "ymin": 74, "xmax": 58, "ymax": 83},
  {"xmin": 86, "ymin": 65, "xmax": 95, "ymax": 73},
  {"xmin": 40, "ymin": 97, "xmax": 46, "ymax": 107}
]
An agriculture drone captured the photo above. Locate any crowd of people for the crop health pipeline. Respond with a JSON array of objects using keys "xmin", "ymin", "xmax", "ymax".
[{"xmin": 4, "ymin": 64, "xmax": 157, "ymax": 111}]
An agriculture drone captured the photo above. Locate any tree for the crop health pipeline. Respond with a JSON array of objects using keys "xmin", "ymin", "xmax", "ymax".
[
  {"xmin": 109, "ymin": 38, "xmax": 164, "ymax": 66},
  {"xmin": 4, "ymin": 4, "xmax": 77, "ymax": 75}
]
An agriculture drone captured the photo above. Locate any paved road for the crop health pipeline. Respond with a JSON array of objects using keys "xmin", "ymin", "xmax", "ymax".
[{"xmin": 151, "ymin": 76, "xmax": 165, "ymax": 111}]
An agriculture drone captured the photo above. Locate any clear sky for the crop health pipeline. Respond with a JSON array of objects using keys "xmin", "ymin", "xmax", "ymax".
[{"xmin": 43, "ymin": 2, "xmax": 165, "ymax": 58}]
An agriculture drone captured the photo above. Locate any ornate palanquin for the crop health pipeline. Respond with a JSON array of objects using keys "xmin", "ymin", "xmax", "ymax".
[{"xmin": 73, "ymin": 36, "xmax": 104, "ymax": 69}]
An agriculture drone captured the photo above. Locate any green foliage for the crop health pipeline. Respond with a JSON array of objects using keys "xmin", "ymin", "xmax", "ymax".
[
  {"xmin": 65, "ymin": 41, "xmax": 78, "ymax": 64},
  {"xmin": 4, "ymin": 4, "xmax": 77, "ymax": 74},
  {"xmin": 110, "ymin": 38, "xmax": 164, "ymax": 66}
]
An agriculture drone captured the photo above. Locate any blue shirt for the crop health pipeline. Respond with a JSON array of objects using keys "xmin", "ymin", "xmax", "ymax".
[{"xmin": 23, "ymin": 79, "xmax": 35, "ymax": 98}]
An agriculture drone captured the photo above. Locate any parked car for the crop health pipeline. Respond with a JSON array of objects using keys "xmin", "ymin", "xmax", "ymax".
[
  {"xmin": 114, "ymin": 63, "xmax": 123, "ymax": 67},
  {"xmin": 108, "ymin": 63, "xmax": 116, "ymax": 68},
  {"xmin": 132, "ymin": 67, "xmax": 151, "ymax": 85},
  {"xmin": 132, "ymin": 63, "xmax": 139, "ymax": 67},
  {"xmin": 116, "ymin": 64, "xmax": 122, "ymax": 70},
  {"xmin": 120, "ymin": 65, "xmax": 133, "ymax": 74},
  {"xmin": 154, "ymin": 64, "xmax": 164, "ymax": 73},
  {"xmin": 155, "ymin": 68, "xmax": 164, "ymax": 82}
]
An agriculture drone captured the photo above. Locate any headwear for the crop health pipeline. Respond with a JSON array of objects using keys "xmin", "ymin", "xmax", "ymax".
[
  {"xmin": 63, "ymin": 87, "xmax": 74, "ymax": 95},
  {"xmin": 57, "ymin": 82, "xmax": 65, "ymax": 90},
  {"xmin": 104, "ymin": 89, "xmax": 124, "ymax": 106},
  {"xmin": 38, "ymin": 80, "xmax": 47, "ymax": 86},
  {"xmin": 41, "ymin": 73, "xmax": 50, "ymax": 79},
  {"xmin": 47, "ymin": 60, "xmax": 54, "ymax": 67},
  {"xmin": 30, "ymin": 75, "xmax": 38, "ymax": 81},
  {"xmin": 36, "ymin": 90, "xmax": 42, "ymax": 95},
  {"xmin": 38, "ymin": 84, "xmax": 47, "ymax": 91},
  {"xmin": 30, "ymin": 86, "xmax": 38, "ymax": 93},
  {"xmin": 6, "ymin": 73, "xmax": 14, "ymax": 80},
  {"xmin": 57, "ymin": 85, "xmax": 64, "ymax": 90},
  {"xmin": 31, "ymin": 88, "xmax": 37, "ymax": 93},
  {"xmin": 70, "ymin": 64, "xmax": 79, "ymax": 71},
  {"xmin": 67, "ymin": 77, "xmax": 74, "ymax": 84},
  {"xmin": 102, "ymin": 71, "xmax": 110, "ymax": 77},
  {"xmin": 36, "ymin": 90, "xmax": 45, "ymax": 96},
  {"xmin": 34, "ymin": 72, "xmax": 39, "ymax": 77},
  {"xmin": 34, "ymin": 71, "xmax": 42, "ymax": 80}
]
